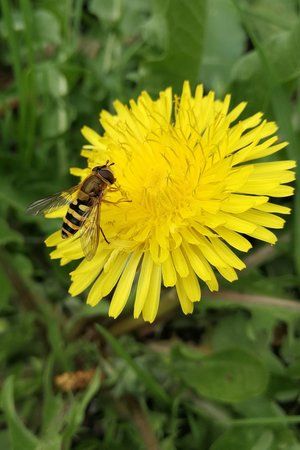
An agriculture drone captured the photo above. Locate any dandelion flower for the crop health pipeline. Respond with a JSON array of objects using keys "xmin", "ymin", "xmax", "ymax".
[{"xmin": 46, "ymin": 82, "xmax": 295, "ymax": 322}]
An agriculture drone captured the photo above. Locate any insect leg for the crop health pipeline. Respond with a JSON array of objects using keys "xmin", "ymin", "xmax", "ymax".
[
  {"xmin": 102, "ymin": 198, "xmax": 132, "ymax": 205},
  {"xmin": 100, "ymin": 227, "xmax": 110, "ymax": 244}
]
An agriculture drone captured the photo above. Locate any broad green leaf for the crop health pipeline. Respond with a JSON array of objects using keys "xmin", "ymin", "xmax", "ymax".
[
  {"xmin": 2, "ymin": 377, "xmax": 39, "ymax": 450},
  {"xmin": 36, "ymin": 437, "xmax": 62, "ymax": 450},
  {"xmin": 232, "ymin": 20, "xmax": 300, "ymax": 88},
  {"xmin": 212, "ymin": 426, "xmax": 300, "ymax": 450},
  {"xmin": 232, "ymin": 3, "xmax": 300, "ymax": 274},
  {"xmin": 34, "ymin": 10, "xmax": 61, "ymax": 46},
  {"xmin": 142, "ymin": 0, "xmax": 207, "ymax": 92},
  {"xmin": 211, "ymin": 428, "xmax": 274, "ymax": 450},
  {"xmin": 41, "ymin": 103, "xmax": 69, "ymax": 138},
  {"xmin": 233, "ymin": 397, "xmax": 288, "ymax": 422},
  {"xmin": 201, "ymin": 0, "xmax": 246, "ymax": 95},
  {"xmin": 120, "ymin": 0, "xmax": 150, "ymax": 37},
  {"xmin": 89, "ymin": 0, "xmax": 121, "ymax": 22},
  {"xmin": 211, "ymin": 313, "xmax": 256, "ymax": 352},
  {"xmin": 210, "ymin": 311, "xmax": 285, "ymax": 376},
  {"xmin": 36, "ymin": 63, "xmax": 68, "ymax": 98},
  {"xmin": 238, "ymin": 0, "xmax": 297, "ymax": 42},
  {"xmin": 89, "ymin": 0, "xmax": 149, "ymax": 45},
  {"xmin": 175, "ymin": 349, "xmax": 269, "ymax": 403}
]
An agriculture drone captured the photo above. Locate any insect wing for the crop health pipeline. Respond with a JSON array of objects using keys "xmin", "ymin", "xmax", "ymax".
[
  {"xmin": 27, "ymin": 184, "xmax": 81, "ymax": 216},
  {"xmin": 80, "ymin": 200, "xmax": 100, "ymax": 261}
]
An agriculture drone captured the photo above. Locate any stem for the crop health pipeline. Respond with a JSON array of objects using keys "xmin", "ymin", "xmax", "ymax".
[
  {"xmin": 123, "ymin": 396, "xmax": 161, "ymax": 450},
  {"xmin": 206, "ymin": 291, "xmax": 300, "ymax": 314},
  {"xmin": 230, "ymin": 415, "xmax": 300, "ymax": 426}
]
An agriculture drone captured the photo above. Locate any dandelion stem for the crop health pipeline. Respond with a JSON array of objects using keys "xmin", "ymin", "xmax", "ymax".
[{"xmin": 205, "ymin": 291, "xmax": 300, "ymax": 314}]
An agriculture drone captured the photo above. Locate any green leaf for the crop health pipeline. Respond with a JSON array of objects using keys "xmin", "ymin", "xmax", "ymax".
[
  {"xmin": 232, "ymin": 397, "xmax": 287, "ymax": 421},
  {"xmin": 2, "ymin": 376, "xmax": 39, "ymax": 450},
  {"xmin": 34, "ymin": 10, "xmax": 61, "ymax": 46},
  {"xmin": 36, "ymin": 437, "xmax": 62, "ymax": 450},
  {"xmin": 89, "ymin": 0, "xmax": 121, "ymax": 22},
  {"xmin": 232, "ymin": 3, "xmax": 300, "ymax": 274},
  {"xmin": 211, "ymin": 313, "xmax": 256, "ymax": 352},
  {"xmin": 36, "ymin": 63, "xmax": 68, "ymax": 98},
  {"xmin": 232, "ymin": 20, "xmax": 300, "ymax": 88},
  {"xmin": 201, "ymin": 0, "xmax": 246, "ymax": 95},
  {"xmin": 96, "ymin": 324, "xmax": 170, "ymax": 406},
  {"xmin": 41, "ymin": 103, "xmax": 69, "ymax": 138},
  {"xmin": 212, "ymin": 424, "xmax": 300, "ymax": 450},
  {"xmin": 176, "ymin": 349, "xmax": 269, "ymax": 403},
  {"xmin": 211, "ymin": 428, "xmax": 275, "ymax": 450},
  {"xmin": 238, "ymin": 0, "xmax": 298, "ymax": 42},
  {"xmin": 143, "ymin": 0, "xmax": 207, "ymax": 92}
]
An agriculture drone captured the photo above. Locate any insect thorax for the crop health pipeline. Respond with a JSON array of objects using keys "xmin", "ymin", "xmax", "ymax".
[{"xmin": 81, "ymin": 175, "xmax": 105, "ymax": 196}]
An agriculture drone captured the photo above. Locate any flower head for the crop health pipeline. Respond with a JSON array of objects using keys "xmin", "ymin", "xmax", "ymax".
[{"xmin": 46, "ymin": 82, "xmax": 295, "ymax": 322}]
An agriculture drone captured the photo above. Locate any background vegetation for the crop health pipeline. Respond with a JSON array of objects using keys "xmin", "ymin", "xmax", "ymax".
[{"xmin": 0, "ymin": 0, "xmax": 300, "ymax": 448}]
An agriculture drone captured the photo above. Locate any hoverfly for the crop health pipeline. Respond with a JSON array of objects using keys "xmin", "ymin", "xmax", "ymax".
[{"xmin": 27, "ymin": 162, "xmax": 116, "ymax": 260}]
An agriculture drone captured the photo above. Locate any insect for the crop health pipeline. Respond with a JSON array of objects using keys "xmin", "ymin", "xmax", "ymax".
[{"xmin": 27, "ymin": 162, "xmax": 117, "ymax": 260}]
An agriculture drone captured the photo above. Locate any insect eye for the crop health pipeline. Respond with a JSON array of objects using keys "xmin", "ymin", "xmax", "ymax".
[{"xmin": 100, "ymin": 169, "xmax": 115, "ymax": 184}]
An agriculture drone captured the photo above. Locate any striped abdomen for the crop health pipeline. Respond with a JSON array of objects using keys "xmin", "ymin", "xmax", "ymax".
[{"xmin": 62, "ymin": 198, "xmax": 91, "ymax": 238}]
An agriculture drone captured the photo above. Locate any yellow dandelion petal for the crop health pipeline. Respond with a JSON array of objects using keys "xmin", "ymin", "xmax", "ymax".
[
  {"xmin": 217, "ymin": 266, "xmax": 238, "ymax": 282},
  {"xmin": 81, "ymin": 126, "xmax": 104, "ymax": 148},
  {"xmin": 50, "ymin": 236, "xmax": 83, "ymax": 260},
  {"xmin": 162, "ymin": 257, "xmax": 177, "ymax": 287},
  {"xmin": 44, "ymin": 82, "xmax": 295, "ymax": 322},
  {"xmin": 208, "ymin": 238, "xmax": 246, "ymax": 271},
  {"xmin": 178, "ymin": 265, "xmax": 201, "ymax": 303},
  {"xmin": 248, "ymin": 226, "xmax": 277, "ymax": 244},
  {"xmin": 221, "ymin": 194, "xmax": 268, "ymax": 214},
  {"xmin": 109, "ymin": 250, "xmax": 143, "ymax": 318},
  {"xmin": 215, "ymin": 227, "xmax": 252, "ymax": 252},
  {"xmin": 142, "ymin": 263, "xmax": 162, "ymax": 323},
  {"xmin": 182, "ymin": 242, "xmax": 212, "ymax": 282},
  {"xmin": 171, "ymin": 246, "xmax": 189, "ymax": 278},
  {"xmin": 256, "ymin": 203, "xmax": 291, "ymax": 214},
  {"xmin": 134, "ymin": 252, "xmax": 154, "ymax": 319},
  {"xmin": 45, "ymin": 230, "xmax": 62, "ymax": 247},
  {"xmin": 87, "ymin": 252, "xmax": 128, "ymax": 306},
  {"xmin": 176, "ymin": 278, "xmax": 195, "ymax": 315},
  {"xmin": 226, "ymin": 101, "xmax": 247, "ymax": 123},
  {"xmin": 69, "ymin": 250, "xmax": 110, "ymax": 296}
]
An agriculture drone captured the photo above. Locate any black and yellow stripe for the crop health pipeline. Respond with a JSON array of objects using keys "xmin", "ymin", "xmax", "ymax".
[{"xmin": 61, "ymin": 199, "xmax": 90, "ymax": 238}]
